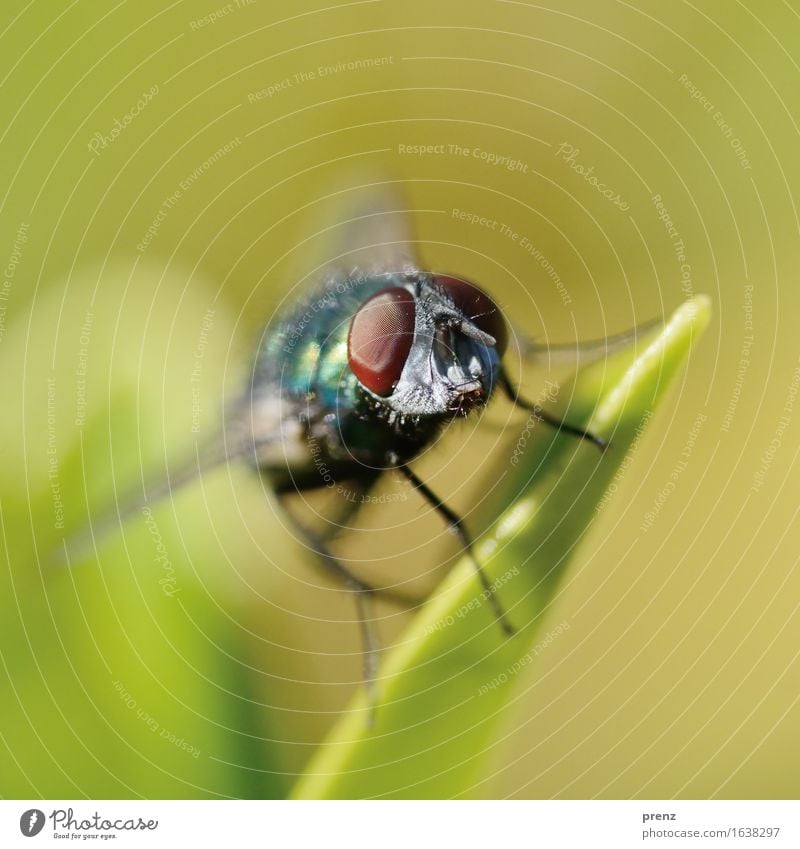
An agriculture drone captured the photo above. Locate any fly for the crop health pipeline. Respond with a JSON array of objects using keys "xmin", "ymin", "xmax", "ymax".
[{"xmin": 56, "ymin": 189, "xmax": 652, "ymax": 711}]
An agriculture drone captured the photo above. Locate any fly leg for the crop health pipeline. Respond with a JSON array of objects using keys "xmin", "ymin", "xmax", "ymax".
[
  {"xmin": 499, "ymin": 370, "xmax": 608, "ymax": 451},
  {"xmin": 276, "ymin": 478, "xmax": 383, "ymax": 718},
  {"xmin": 272, "ymin": 475, "xmax": 428, "ymax": 607},
  {"xmin": 388, "ymin": 453, "xmax": 516, "ymax": 637}
]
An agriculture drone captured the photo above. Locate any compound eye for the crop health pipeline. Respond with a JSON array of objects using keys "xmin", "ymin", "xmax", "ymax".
[
  {"xmin": 434, "ymin": 274, "xmax": 508, "ymax": 356},
  {"xmin": 348, "ymin": 286, "xmax": 416, "ymax": 396}
]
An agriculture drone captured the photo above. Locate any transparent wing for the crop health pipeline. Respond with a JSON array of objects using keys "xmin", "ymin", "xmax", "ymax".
[
  {"xmin": 296, "ymin": 175, "xmax": 420, "ymax": 285},
  {"xmin": 47, "ymin": 417, "xmax": 271, "ymax": 569},
  {"xmin": 514, "ymin": 315, "xmax": 664, "ymax": 368}
]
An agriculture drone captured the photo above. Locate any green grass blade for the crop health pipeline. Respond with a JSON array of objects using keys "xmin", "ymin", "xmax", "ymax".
[{"xmin": 293, "ymin": 295, "xmax": 711, "ymax": 799}]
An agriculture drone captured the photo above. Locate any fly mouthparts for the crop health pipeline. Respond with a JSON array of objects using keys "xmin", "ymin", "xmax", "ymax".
[{"xmin": 446, "ymin": 383, "xmax": 485, "ymax": 414}]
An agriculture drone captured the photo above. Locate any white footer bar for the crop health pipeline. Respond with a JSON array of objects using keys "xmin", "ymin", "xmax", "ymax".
[{"xmin": 3, "ymin": 800, "xmax": 797, "ymax": 848}]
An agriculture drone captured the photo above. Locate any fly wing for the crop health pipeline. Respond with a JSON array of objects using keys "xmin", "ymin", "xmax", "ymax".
[
  {"xmin": 297, "ymin": 177, "xmax": 420, "ymax": 285},
  {"xmin": 47, "ymin": 427, "xmax": 250, "ymax": 568},
  {"xmin": 50, "ymin": 388, "xmax": 319, "ymax": 568},
  {"xmin": 513, "ymin": 315, "xmax": 664, "ymax": 369}
]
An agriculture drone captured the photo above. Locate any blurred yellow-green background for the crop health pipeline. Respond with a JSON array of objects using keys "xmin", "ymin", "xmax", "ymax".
[{"xmin": 1, "ymin": 0, "xmax": 798, "ymax": 799}]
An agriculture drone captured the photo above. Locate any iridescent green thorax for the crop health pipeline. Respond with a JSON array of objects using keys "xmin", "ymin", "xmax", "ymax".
[{"xmin": 256, "ymin": 273, "xmax": 395, "ymax": 412}]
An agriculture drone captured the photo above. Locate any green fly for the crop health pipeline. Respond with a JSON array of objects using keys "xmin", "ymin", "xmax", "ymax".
[{"xmin": 59, "ymin": 189, "xmax": 648, "ymax": 706}]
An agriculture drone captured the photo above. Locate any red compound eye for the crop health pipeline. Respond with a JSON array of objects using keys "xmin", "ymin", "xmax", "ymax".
[
  {"xmin": 434, "ymin": 274, "xmax": 507, "ymax": 356},
  {"xmin": 348, "ymin": 286, "xmax": 416, "ymax": 396}
]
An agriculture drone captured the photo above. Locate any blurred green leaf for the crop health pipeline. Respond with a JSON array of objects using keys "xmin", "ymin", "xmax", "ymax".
[
  {"xmin": 292, "ymin": 295, "xmax": 711, "ymax": 799},
  {"xmin": 0, "ymin": 267, "xmax": 286, "ymax": 799}
]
